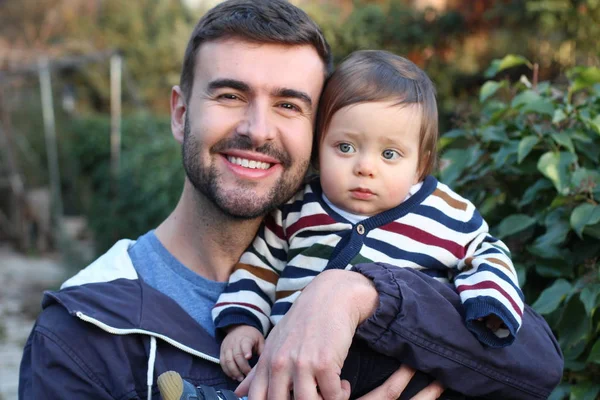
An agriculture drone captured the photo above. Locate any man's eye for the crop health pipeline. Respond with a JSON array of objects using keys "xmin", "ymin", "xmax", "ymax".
[
  {"xmin": 338, "ymin": 143, "xmax": 356, "ymax": 153},
  {"xmin": 382, "ymin": 149, "xmax": 400, "ymax": 160},
  {"xmin": 219, "ymin": 94, "xmax": 240, "ymax": 100},
  {"xmin": 279, "ymin": 102, "xmax": 301, "ymax": 112}
]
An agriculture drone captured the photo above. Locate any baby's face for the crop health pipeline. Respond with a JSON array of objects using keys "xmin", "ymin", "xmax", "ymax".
[{"xmin": 318, "ymin": 101, "xmax": 422, "ymax": 216}]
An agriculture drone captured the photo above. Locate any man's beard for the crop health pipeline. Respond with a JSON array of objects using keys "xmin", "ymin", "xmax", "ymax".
[{"xmin": 182, "ymin": 116, "xmax": 309, "ymax": 219}]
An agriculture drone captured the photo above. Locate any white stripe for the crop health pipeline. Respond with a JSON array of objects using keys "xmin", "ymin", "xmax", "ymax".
[{"xmin": 457, "ymin": 271, "xmax": 524, "ymax": 311}]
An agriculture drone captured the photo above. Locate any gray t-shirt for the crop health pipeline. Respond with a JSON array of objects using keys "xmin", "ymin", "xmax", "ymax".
[{"xmin": 128, "ymin": 230, "xmax": 227, "ymax": 336}]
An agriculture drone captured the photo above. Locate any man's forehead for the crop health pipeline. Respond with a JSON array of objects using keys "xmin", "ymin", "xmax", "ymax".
[{"xmin": 194, "ymin": 39, "xmax": 325, "ymax": 97}]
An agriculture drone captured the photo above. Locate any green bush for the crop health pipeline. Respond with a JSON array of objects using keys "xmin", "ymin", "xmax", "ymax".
[
  {"xmin": 65, "ymin": 114, "xmax": 182, "ymax": 252},
  {"xmin": 439, "ymin": 56, "xmax": 600, "ymax": 398}
]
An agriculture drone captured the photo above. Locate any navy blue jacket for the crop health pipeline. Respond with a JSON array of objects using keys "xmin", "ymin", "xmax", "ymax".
[{"xmin": 19, "ymin": 240, "xmax": 563, "ymax": 399}]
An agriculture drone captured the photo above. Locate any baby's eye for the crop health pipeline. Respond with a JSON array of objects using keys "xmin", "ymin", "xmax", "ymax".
[
  {"xmin": 382, "ymin": 149, "xmax": 400, "ymax": 160},
  {"xmin": 338, "ymin": 143, "xmax": 356, "ymax": 153}
]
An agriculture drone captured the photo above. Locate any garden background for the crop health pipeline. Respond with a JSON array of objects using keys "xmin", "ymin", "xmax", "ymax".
[{"xmin": 0, "ymin": 0, "xmax": 599, "ymax": 399}]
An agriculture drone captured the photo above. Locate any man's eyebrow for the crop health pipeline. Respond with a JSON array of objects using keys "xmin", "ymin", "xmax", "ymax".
[
  {"xmin": 207, "ymin": 79, "xmax": 251, "ymax": 93},
  {"xmin": 273, "ymin": 88, "xmax": 313, "ymax": 109}
]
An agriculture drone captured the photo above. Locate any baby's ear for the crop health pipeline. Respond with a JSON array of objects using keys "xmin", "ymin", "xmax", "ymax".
[{"xmin": 416, "ymin": 151, "xmax": 431, "ymax": 182}]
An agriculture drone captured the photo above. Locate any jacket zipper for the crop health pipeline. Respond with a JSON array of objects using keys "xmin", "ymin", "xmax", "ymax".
[{"xmin": 75, "ymin": 311, "xmax": 220, "ymax": 364}]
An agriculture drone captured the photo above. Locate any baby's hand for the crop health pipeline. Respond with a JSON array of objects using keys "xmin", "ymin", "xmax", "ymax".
[
  {"xmin": 220, "ymin": 325, "xmax": 265, "ymax": 382},
  {"xmin": 479, "ymin": 314, "xmax": 506, "ymax": 331}
]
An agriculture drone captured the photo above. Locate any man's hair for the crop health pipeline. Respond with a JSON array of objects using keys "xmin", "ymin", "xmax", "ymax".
[
  {"xmin": 180, "ymin": 0, "xmax": 333, "ymax": 102},
  {"xmin": 314, "ymin": 50, "xmax": 438, "ymax": 179}
]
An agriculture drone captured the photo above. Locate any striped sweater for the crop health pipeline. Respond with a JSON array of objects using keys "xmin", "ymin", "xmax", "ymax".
[{"xmin": 212, "ymin": 175, "xmax": 524, "ymax": 347}]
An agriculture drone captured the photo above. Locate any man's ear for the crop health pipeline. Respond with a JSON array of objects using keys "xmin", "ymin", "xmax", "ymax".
[{"xmin": 171, "ymin": 86, "xmax": 186, "ymax": 144}]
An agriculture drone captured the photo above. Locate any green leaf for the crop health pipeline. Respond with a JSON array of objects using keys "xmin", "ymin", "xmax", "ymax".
[
  {"xmin": 519, "ymin": 179, "xmax": 553, "ymax": 207},
  {"xmin": 518, "ymin": 136, "xmax": 540, "ymax": 163},
  {"xmin": 580, "ymin": 285, "xmax": 600, "ymax": 316},
  {"xmin": 552, "ymin": 109, "xmax": 567, "ymax": 124},
  {"xmin": 439, "ymin": 148, "xmax": 472, "ymax": 187},
  {"xmin": 570, "ymin": 203, "xmax": 600, "ymax": 238},
  {"xmin": 557, "ymin": 297, "xmax": 590, "ymax": 350},
  {"xmin": 528, "ymin": 260, "xmax": 573, "ymax": 278},
  {"xmin": 442, "ymin": 129, "xmax": 467, "ymax": 139},
  {"xmin": 549, "ymin": 384, "xmax": 571, "ymax": 400},
  {"xmin": 514, "ymin": 263, "xmax": 527, "ymax": 286},
  {"xmin": 492, "ymin": 141, "xmax": 519, "ymax": 168},
  {"xmin": 480, "ymin": 81, "xmax": 505, "ymax": 103},
  {"xmin": 571, "ymin": 168, "xmax": 600, "ymax": 194},
  {"xmin": 570, "ymin": 66, "xmax": 600, "ymax": 93},
  {"xmin": 569, "ymin": 381, "xmax": 600, "ymax": 400},
  {"xmin": 551, "ymin": 133, "xmax": 575, "ymax": 153},
  {"xmin": 484, "ymin": 59, "xmax": 502, "ymax": 78},
  {"xmin": 496, "ymin": 54, "xmax": 532, "ymax": 73},
  {"xmin": 588, "ymin": 339, "xmax": 600, "ymax": 364},
  {"xmin": 537, "ymin": 151, "xmax": 577, "ymax": 195},
  {"xmin": 532, "ymin": 279, "xmax": 572, "ymax": 314},
  {"xmin": 528, "ymin": 221, "xmax": 571, "ymax": 260},
  {"xmin": 590, "ymin": 115, "xmax": 600, "ymax": 135},
  {"xmin": 480, "ymin": 126, "xmax": 509, "ymax": 143},
  {"xmin": 494, "ymin": 214, "xmax": 536, "ymax": 239},
  {"xmin": 583, "ymin": 222, "xmax": 600, "ymax": 239},
  {"xmin": 511, "ymin": 90, "xmax": 555, "ymax": 116}
]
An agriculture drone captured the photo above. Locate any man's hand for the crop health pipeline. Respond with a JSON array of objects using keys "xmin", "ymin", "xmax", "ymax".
[
  {"xmin": 235, "ymin": 269, "xmax": 378, "ymax": 399},
  {"xmin": 357, "ymin": 365, "xmax": 444, "ymax": 400},
  {"xmin": 220, "ymin": 325, "xmax": 265, "ymax": 382}
]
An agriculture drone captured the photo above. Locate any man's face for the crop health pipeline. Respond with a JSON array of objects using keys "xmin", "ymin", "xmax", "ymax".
[{"xmin": 179, "ymin": 39, "xmax": 325, "ymax": 219}]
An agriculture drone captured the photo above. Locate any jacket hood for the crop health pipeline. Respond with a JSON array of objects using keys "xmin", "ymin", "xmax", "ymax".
[{"xmin": 42, "ymin": 239, "xmax": 221, "ymax": 363}]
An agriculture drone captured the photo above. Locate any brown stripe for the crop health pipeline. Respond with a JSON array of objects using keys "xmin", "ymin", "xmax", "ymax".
[
  {"xmin": 276, "ymin": 289, "xmax": 301, "ymax": 300},
  {"xmin": 234, "ymin": 263, "xmax": 279, "ymax": 285},
  {"xmin": 487, "ymin": 257, "xmax": 514, "ymax": 275},
  {"xmin": 432, "ymin": 189, "xmax": 468, "ymax": 211},
  {"xmin": 463, "ymin": 257, "xmax": 474, "ymax": 271}
]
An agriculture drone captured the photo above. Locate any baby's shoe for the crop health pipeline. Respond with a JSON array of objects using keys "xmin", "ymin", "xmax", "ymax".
[{"xmin": 157, "ymin": 371, "xmax": 244, "ymax": 400}]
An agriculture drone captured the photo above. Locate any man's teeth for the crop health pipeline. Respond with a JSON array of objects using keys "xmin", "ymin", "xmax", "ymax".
[{"xmin": 227, "ymin": 156, "xmax": 271, "ymax": 170}]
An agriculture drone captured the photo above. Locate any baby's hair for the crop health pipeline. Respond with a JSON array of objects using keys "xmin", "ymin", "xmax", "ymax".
[{"xmin": 314, "ymin": 50, "xmax": 438, "ymax": 179}]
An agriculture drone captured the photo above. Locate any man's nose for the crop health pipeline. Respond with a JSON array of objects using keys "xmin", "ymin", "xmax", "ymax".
[
  {"xmin": 354, "ymin": 155, "xmax": 376, "ymax": 178},
  {"xmin": 236, "ymin": 101, "xmax": 276, "ymax": 146}
]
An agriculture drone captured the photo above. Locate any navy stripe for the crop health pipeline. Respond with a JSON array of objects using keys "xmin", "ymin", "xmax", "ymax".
[
  {"xmin": 455, "ymin": 264, "xmax": 523, "ymax": 301},
  {"xmin": 279, "ymin": 265, "xmax": 320, "ymax": 279},
  {"xmin": 272, "ymin": 301, "xmax": 293, "ymax": 316},
  {"xmin": 363, "ymin": 236, "xmax": 448, "ymax": 270},
  {"xmin": 253, "ymin": 229, "xmax": 288, "ymax": 262},
  {"xmin": 412, "ymin": 205, "xmax": 483, "ymax": 233},
  {"xmin": 223, "ymin": 279, "xmax": 273, "ymax": 305}
]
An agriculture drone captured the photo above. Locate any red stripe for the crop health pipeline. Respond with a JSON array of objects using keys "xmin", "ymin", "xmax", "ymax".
[
  {"xmin": 287, "ymin": 214, "xmax": 338, "ymax": 238},
  {"xmin": 264, "ymin": 214, "xmax": 285, "ymax": 240},
  {"xmin": 381, "ymin": 222, "xmax": 466, "ymax": 259},
  {"xmin": 214, "ymin": 302, "xmax": 269, "ymax": 317},
  {"xmin": 457, "ymin": 281, "xmax": 523, "ymax": 317}
]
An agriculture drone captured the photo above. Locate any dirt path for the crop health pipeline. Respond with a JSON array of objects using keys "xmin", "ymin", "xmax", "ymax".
[{"xmin": 0, "ymin": 244, "xmax": 66, "ymax": 400}]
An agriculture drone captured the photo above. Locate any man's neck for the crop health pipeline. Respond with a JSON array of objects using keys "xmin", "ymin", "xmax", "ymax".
[{"xmin": 155, "ymin": 181, "xmax": 263, "ymax": 282}]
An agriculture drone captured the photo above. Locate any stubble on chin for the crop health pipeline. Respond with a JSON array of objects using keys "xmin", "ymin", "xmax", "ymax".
[{"xmin": 181, "ymin": 119, "xmax": 309, "ymax": 219}]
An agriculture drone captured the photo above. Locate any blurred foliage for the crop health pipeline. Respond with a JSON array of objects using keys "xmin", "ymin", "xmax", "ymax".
[
  {"xmin": 439, "ymin": 55, "xmax": 600, "ymax": 397},
  {"xmin": 64, "ymin": 114, "xmax": 182, "ymax": 252}
]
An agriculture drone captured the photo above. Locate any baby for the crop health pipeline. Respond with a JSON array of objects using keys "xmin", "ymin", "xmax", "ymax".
[{"xmin": 211, "ymin": 50, "xmax": 524, "ymax": 396}]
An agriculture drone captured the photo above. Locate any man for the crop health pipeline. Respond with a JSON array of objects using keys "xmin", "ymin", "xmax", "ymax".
[{"xmin": 19, "ymin": 1, "xmax": 563, "ymax": 399}]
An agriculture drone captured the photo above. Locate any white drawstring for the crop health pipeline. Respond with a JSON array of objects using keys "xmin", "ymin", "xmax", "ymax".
[{"xmin": 147, "ymin": 336, "xmax": 157, "ymax": 400}]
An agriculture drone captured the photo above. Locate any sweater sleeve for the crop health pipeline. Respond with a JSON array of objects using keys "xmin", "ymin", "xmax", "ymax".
[
  {"xmin": 352, "ymin": 263, "xmax": 563, "ymax": 400},
  {"xmin": 212, "ymin": 210, "xmax": 289, "ymax": 336},
  {"xmin": 454, "ymin": 208, "xmax": 524, "ymax": 347}
]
